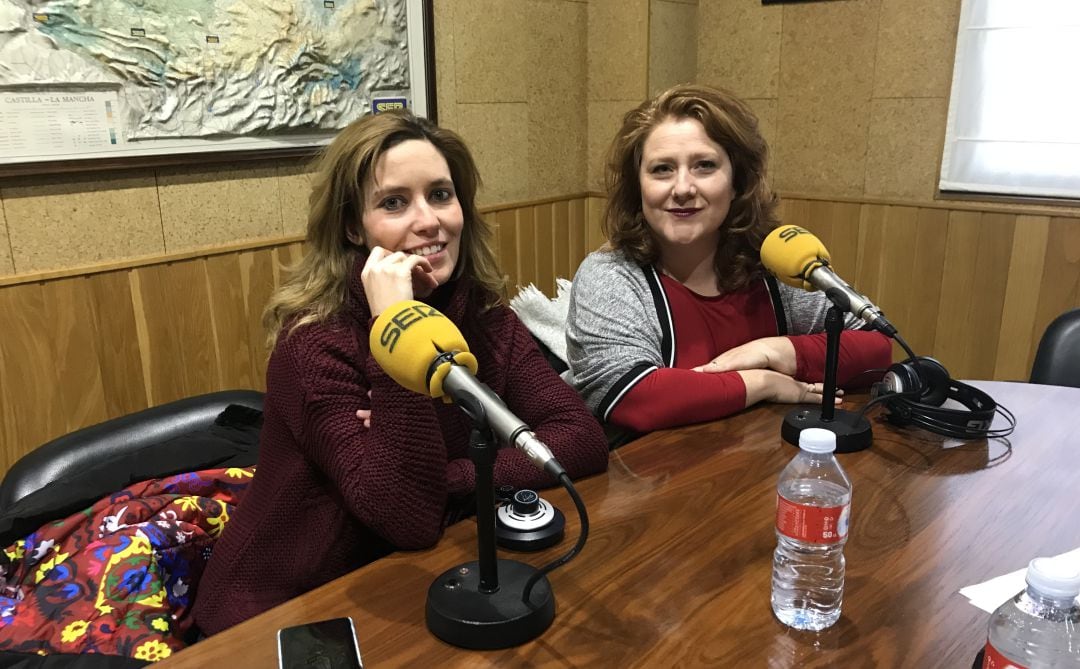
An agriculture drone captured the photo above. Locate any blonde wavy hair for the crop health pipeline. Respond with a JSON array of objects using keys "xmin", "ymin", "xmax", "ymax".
[
  {"xmin": 604, "ymin": 84, "xmax": 780, "ymax": 293},
  {"xmin": 264, "ymin": 110, "xmax": 506, "ymax": 349}
]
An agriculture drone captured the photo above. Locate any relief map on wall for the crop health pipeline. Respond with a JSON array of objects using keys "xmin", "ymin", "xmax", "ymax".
[{"xmin": 0, "ymin": 0, "xmax": 421, "ymax": 167}]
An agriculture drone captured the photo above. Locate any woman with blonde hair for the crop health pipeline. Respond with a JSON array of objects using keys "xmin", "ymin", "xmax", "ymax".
[
  {"xmin": 566, "ymin": 85, "xmax": 890, "ymax": 435},
  {"xmin": 194, "ymin": 110, "xmax": 607, "ymax": 635}
]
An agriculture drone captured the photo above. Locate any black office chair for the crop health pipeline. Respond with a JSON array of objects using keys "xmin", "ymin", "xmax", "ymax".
[
  {"xmin": 1029, "ymin": 308, "xmax": 1080, "ymax": 388},
  {"xmin": 0, "ymin": 390, "xmax": 264, "ymax": 668},
  {"xmin": 0, "ymin": 390, "xmax": 264, "ymax": 529}
]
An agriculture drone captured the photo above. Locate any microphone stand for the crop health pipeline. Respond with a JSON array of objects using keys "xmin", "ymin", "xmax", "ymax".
[
  {"xmin": 425, "ymin": 426, "xmax": 556, "ymax": 649},
  {"xmin": 780, "ymin": 304, "xmax": 873, "ymax": 453}
]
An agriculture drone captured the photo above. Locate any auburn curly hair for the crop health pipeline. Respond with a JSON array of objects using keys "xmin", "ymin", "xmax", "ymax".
[{"xmin": 603, "ymin": 84, "xmax": 780, "ymax": 293}]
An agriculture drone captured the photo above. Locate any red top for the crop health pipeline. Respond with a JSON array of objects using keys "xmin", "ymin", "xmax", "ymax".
[
  {"xmin": 193, "ymin": 261, "xmax": 609, "ymax": 636},
  {"xmin": 609, "ymin": 275, "xmax": 891, "ymax": 432}
]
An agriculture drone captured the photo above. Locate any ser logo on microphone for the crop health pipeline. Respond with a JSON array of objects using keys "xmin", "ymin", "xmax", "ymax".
[
  {"xmin": 778, "ymin": 225, "xmax": 810, "ymax": 242},
  {"xmin": 378, "ymin": 303, "xmax": 441, "ymax": 353}
]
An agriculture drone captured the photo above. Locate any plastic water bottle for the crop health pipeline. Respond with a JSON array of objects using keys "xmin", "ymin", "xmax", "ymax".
[
  {"xmin": 982, "ymin": 557, "xmax": 1080, "ymax": 668},
  {"xmin": 771, "ymin": 428, "xmax": 851, "ymax": 631}
]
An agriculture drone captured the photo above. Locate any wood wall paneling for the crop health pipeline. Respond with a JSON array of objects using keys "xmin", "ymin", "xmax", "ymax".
[
  {"xmin": 774, "ymin": 199, "xmax": 1078, "ymax": 383},
  {"xmin": 516, "ymin": 207, "xmax": 537, "ymax": 296},
  {"xmin": 902, "ymin": 207, "xmax": 950, "ymax": 359},
  {"xmin": 534, "ymin": 203, "xmax": 555, "ymax": 296},
  {"xmin": 90, "ymin": 270, "xmax": 150, "ymax": 418},
  {"xmin": 495, "ymin": 209, "xmax": 519, "ymax": 292},
  {"xmin": 4, "ymin": 194, "xmax": 1077, "ymax": 477},
  {"xmin": 994, "ymin": 216, "xmax": 1050, "ymax": 380},
  {"xmin": 1031, "ymin": 217, "xmax": 1080, "ymax": 363},
  {"xmin": 587, "ymin": 196, "xmax": 606, "ymax": 252},
  {"xmin": 204, "ymin": 253, "xmax": 260, "ymax": 391},
  {"xmin": 569, "ymin": 198, "xmax": 587, "ymax": 280},
  {"xmin": 0, "ymin": 283, "xmax": 64, "ymax": 472},
  {"xmin": 40, "ymin": 277, "xmax": 109, "ymax": 436},
  {"xmin": 552, "ymin": 199, "xmax": 571, "ymax": 289}
]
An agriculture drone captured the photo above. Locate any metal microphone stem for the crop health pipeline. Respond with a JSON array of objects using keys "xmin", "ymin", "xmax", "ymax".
[
  {"xmin": 472, "ymin": 428, "xmax": 499, "ymax": 593},
  {"xmin": 821, "ymin": 305, "xmax": 841, "ymax": 422},
  {"xmin": 424, "ymin": 429, "xmax": 556, "ymax": 649},
  {"xmin": 780, "ymin": 305, "xmax": 873, "ymax": 453}
]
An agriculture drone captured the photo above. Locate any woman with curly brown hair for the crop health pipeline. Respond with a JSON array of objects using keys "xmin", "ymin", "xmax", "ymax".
[
  {"xmin": 194, "ymin": 110, "xmax": 608, "ymax": 635},
  {"xmin": 566, "ymin": 85, "xmax": 890, "ymax": 435}
]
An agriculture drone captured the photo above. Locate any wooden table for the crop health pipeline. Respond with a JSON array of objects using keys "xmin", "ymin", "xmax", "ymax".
[{"xmin": 159, "ymin": 382, "xmax": 1080, "ymax": 668}]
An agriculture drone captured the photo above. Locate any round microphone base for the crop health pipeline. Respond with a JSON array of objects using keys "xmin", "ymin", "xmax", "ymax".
[
  {"xmin": 781, "ymin": 407, "xmax": 873, "ymax": 453},
  {"xmin": 426, "ymin": 559, "xmax": 555, "ymax": 649}
]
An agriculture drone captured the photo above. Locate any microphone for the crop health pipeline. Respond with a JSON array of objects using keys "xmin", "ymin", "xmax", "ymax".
[
  {"xmin": 760, "ymin": 225, "xmax": 897, "ymax": 337},
  {"xmin": 369, "ymin": 300, "xmax": 565, "ymax": 478}
]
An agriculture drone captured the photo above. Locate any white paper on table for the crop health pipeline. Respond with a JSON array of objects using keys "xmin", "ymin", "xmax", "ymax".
[{"xmin": 959, "ymin": 547, "xmax": 1080, "ymax": 613}]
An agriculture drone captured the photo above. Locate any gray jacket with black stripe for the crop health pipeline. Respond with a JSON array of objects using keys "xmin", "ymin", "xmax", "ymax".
[{"xmin": 564, "ymin": 248, "xmax": 865, "ymax": 422}]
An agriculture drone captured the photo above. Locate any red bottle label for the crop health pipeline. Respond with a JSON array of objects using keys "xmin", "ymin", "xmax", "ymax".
[
  {"xmin": 982, "ymin": 641, "xmax": 1026, "ymax": 669},
  {"xmin": 775, "ymin": 494, "xmax": 850, "ymax": 544}
]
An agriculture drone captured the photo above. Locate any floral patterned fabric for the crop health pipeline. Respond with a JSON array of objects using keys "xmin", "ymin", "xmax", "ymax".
[{"xmin": 0, "ymin": 467, "xmax": 256, "ymax": 663}]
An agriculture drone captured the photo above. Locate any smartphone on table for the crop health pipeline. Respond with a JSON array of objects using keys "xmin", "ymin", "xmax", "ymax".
[{"xmin": 277, "ymin": 616, "xmax": 363, "ymax": 669}]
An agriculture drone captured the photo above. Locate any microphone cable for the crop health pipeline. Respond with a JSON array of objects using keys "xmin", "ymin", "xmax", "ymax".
[{"xmin": 522, "ymin": 472, "xmax": 589, "ymax": 605}]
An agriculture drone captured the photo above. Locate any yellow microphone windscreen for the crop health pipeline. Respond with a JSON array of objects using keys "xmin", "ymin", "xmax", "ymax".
[
  {"xmin": 760, "ymin": 225, "xmax": 831, "ymax": 291},
  {"xmin": 369, "ymin": 300, "xmax": 478, "ymax": 399}
]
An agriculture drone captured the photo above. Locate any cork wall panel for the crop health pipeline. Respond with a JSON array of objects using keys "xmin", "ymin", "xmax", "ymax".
[
  {"xmin": 874, "ymin": 0, "xmax": 961, "ymax": 99},
  {"xmin": 157, "ymin": 164, "xmax": 284, "ymax": 252},
  {"xmin": 455, "ymin": 103, "xmax": 530, "ymax": 205},
  {"xmin": 0, "ymin": 201, "xmax": 13, "ymax": 276},
  {"xmin": 769, "ymin": 1, "xmax": 879, "ymax": 197},
  {"xmin": 588, "ymin": 0, "xmax": 650, "ymax": 102},
  {"xmin": 277, "ymin": 163, "xmax": 315, "ymax": 238},
  {"xmin": 1, "ymin": 171, "xmax": 164, "ymax": 274},
  {"xmin": 649, "ymin": 0, "xmax": 698, "ymax": 97},
  {"xmin": 774, "ymin": 97, "xmax": 870, "ymax": 197},
  {"xmin": 526, "ymin": 0, "xmax": 588, "ymax": 197},
  {"xmin": 864, "ymin": 98, "xmax": 949, "ymax": 201},
  {"xmin": 432, "ymin": 0, "xmax": 458, "ymax": 131},
  {"xmin": 779, "ymin": 0, "xmax": 880, "ymax": 102},
  {"xmin": 587, "ymin": 100, "xmax": 639, "ymax": 192},
  {"xmin": 745, "ymin": 98, "xmax": 778, "ymax": 169},
  {"xmin": 453, "ymin": 0, "xmax": 527, "ymax": 104},
  {"xmin": 696, "ymin": 0, "xmax": 782, "ymax": 99}
]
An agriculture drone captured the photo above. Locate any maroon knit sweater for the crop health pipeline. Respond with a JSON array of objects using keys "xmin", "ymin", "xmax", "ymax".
[{"xmin": 193, "ymin": 262, "xmax": 609, "ymax": 636}]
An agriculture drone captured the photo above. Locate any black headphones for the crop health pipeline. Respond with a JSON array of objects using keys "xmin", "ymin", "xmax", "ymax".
[{"xmin": 870, "ymin": 357, "xmax": 1015, "ymax": 440}]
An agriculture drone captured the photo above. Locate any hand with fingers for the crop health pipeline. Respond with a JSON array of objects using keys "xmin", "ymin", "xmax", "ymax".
[
  {"xmin": 355, "ymin": 390, "xmax": 373, "ymax": 428},
  {"xmin": 739, "ymin": 369, "xmax": 843, "ymax": 408},
  {"xmin": 693, "ymin": 337, "xmax": 797, "ymax": 376},
  {"xmin": 360, "ymin": 245, "xmax": 440, "ymax": 316}
]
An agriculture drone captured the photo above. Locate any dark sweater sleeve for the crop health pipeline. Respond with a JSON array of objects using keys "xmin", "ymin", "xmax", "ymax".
[
  {"xmin": 789, "ymin": 330, "xmax": 893, "ymax": 387},
  {"xmin": 608, "ymin": 367, "xmax": 747, "ymax": 433},
  {"xmin": 445, "ymin": 314, "xmax": 608, "ymax": 493},
  {"xmin": 281, "ymin": 325, "xmax": 451, "ymax": 550}
]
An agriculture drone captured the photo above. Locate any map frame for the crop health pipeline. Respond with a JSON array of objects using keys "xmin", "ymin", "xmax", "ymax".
[{"xmin": 0, "ymin": 0, "xmax": 435, "ymax": 177}]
